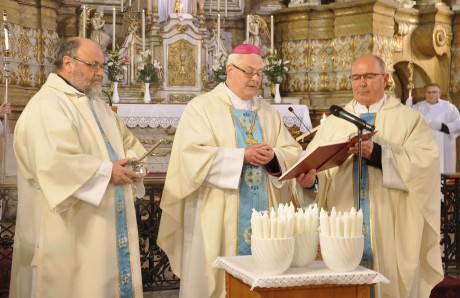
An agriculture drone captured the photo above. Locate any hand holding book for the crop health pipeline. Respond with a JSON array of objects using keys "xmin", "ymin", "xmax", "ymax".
[{"xmin": 279, "ymin": 130, "xmax": 378, "ymax": 181}]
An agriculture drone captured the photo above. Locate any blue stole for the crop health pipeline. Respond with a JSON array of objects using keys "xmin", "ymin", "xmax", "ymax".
[
  {"xmin": 230, "ymin": 108, "xmax": 268, "ymax": 255},
  {"xmin": 353, "ymin": 113, "xmax": 375, "ymax": 272},
  {"xmin": 88, "ymin": 98, "xmax": 134, "ymax": 298}
]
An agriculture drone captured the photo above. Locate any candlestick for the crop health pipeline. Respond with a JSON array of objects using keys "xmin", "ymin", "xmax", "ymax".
[
  {"xmin": 142, "ymin": 9, "xmax": 145, "ymax": 52},
  {"xmin": 82, "ymin": 6, "xmax": 86, "ymax": 38},
  {"xmin": 320, "ymin": 113, "xmax": 326, "ymax": 124},
  {"xmin": 112, "ymin": 7, "xmax": 116, "ymax": 50},
  {"xmin": 246, "ymin": 16, "xmax": 249, "ymax": 42},
  {"xmin": 217, "ymin": 14, "xmax": 220, "ymax": 53},
  {"xmin": 270, "ymin": 15, "xmax": 274, "ymax": 51},
  {"xmin": 225, "ymin": 0, "xmax": 227, "ymax": 17}
]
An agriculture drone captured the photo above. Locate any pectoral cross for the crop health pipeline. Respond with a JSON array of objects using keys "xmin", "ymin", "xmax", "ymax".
[{"xmin": 245, "ymin": 134, "xmax": 258, "ymax": 145}]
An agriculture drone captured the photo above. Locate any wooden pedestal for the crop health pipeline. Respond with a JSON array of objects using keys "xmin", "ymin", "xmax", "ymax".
[{"xmin": 225, "ymin": 272, "xmax": 371, "ymax": 298}]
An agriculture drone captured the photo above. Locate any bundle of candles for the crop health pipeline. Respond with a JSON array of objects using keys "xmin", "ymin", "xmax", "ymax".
[
  {"xmin": 319, "ymin": 207, "xmax": 363, "ymax": 237},
  {"xmin": 251, "ymin": 203, "xmax": 319, "ymax": 239}
]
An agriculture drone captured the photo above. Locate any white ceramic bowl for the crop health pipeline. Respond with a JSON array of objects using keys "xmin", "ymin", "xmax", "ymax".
[
  {"xmin": 291, "ymin": 232, "xmax": 319, "ymax": 267},
  {"xmin": 320, "ymin": 234, "xmax": 364, "ymax": 272},
  {"xmin": 251, "ymin": 237, "xmax": 295, "ymax": 275}
]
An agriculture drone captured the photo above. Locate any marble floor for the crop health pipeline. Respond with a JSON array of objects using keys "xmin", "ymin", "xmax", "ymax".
[{"xmin": 144, "ymin": 289, "xmax": 179, "ymax": 298}]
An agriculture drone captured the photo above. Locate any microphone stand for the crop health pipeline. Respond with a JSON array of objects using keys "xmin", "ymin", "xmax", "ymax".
[{"xmin": 357, "ymin": 128, "xmax": 363, "ymax": 210}]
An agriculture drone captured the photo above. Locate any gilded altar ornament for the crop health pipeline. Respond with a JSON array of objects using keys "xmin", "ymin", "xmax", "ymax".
[{"xmin": 168, "ymin": 39, "xmax": 196, "ymax": 86}]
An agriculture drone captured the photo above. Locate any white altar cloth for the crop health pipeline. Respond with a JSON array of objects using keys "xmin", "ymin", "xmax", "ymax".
[
  {"xmin": 114, "ymin": 104, "xmax": 311, "ymax": 129},
  {"xmin": 213, "ymin": 256, "xmax": 389, "ymax": 290}
]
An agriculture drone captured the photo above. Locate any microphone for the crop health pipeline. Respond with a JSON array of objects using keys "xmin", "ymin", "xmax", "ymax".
[
  {"xmin": 288, "ymin": 107, "xmax": 311, "ymax": 133},
  {"xmin": 329, "ymin": 105, "xmax": 375, "ymax": 132}
]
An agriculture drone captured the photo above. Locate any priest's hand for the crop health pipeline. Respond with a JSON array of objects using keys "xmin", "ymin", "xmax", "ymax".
[
  {"xmin": 348, "ymin": 140, "xmax": 374, "ymax": 160},
  {"xmin": 244, "ymin": 143, "xmax": 275, "ymax": 166},
  {"xmin": 110, "ymin": 158, "xmax": 141, "ymax": 184},
  {"xmin": 296, "ymin": 169, "xmax": 317, "ymax": 188}
]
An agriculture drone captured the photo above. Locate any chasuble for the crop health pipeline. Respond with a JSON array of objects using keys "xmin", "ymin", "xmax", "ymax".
[
  {"xmin": 10, "ymin": 74, "xmax": 145, "ymax": 297},
  {"xmin": 303, "ymin": 95, "xmax": 443, "ymax": 298},
  {"xmin": 157, "ymin": 83, "xmax": 301, "ymax": 298}
]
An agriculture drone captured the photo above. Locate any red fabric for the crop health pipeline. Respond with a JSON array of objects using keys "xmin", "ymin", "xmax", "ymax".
[
  {"xmin": 231, "ymin": 44, "xmax": 262, "ymax": 56},
  {"xmin": 430, "ymin": 275, "xmax": 460, "ymax": 298}
]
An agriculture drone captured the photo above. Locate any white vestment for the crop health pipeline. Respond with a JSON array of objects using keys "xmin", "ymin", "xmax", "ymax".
[
  {"xmin": 301, "ymin": 96, "xmax": 444, "ymax": 298},
  {"xmin": 412, "ymin": 99, "xmax": 460, "ymax": 173},
  {"xmin": 10, "ymin": 73, "xmax": 146, "ymax": 298},
  {"xmin": 157, "ymin": 83, "xmax": 301, "ymax": 298}
]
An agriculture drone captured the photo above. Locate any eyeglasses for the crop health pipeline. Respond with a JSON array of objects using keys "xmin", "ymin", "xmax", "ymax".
[
  {"xmin": 349, "ymin": 73, "xmax": 385, "ymax": 81},
  {"xmin": 70, "ymin": 56, "xmax": 103, "ymax": 72},
  {"xmin": 231, "ymin": 64, "xmax": 263, "ymax": 79}
]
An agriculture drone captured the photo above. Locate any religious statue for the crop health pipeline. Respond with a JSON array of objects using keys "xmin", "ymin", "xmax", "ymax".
[
  {"xmin": 248, "ymin": 16, "xmax": 262, "ymax": 49},
  {"xmin": 90, "ymin": 9, "xmax": 111, "ymax": 50}
]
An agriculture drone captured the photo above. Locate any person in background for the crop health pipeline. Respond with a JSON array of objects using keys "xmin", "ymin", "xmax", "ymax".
[
  {"xmin": 157, "ymin": 44, "xmax": 301, "ymax": 298},
  {"xmin": 297, "ymin": 54, "xmax": 443, "ymax": 297},
  {"xmin": 10, "ymin": 37, "xmax": 146, "ymax": 297},
  {"xmin": 406, "ymin": 83, "xmax": 460, "ymax": 173},
  {"xmin": 0, "ymin": 102, "xmax": 12, "ymax": 135}
]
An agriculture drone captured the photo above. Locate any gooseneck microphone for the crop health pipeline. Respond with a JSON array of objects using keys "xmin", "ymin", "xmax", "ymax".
[
  {"xmin": 329, "ymin": 105, "xmax": 375, "ymax": 132},
  {"xmin": 288, "ymin": 107, "xmax": 311, "ymax": 133}
]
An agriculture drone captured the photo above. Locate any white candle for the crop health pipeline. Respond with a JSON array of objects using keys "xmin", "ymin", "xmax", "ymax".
[
  {"xmin": 142, "ymin": 9, "xmax": 145, "ymax": 52},
  {"xmin": 320, "ymin": 208, "xmax": 329, "ymax": 236},
  {"xmin": 3, "ymin": 28, "xmax": 8, "ymax": 51},
  {"xmin": 246, "ymin": 16, "xmax": 249, "ymax": 42},
  {"xmin": 320, "ymin": 112, "xmax": 326, "ymax": 124},
  {"xmin": 329, "ymin": 207, "xmax": 337, "ymax": 237},
  {"xmin": 225, "ymin": 0, "xmax": 227, "ymax": 17},
  {"xmin": 343, "ymin": 213, "xmax": 350, "ymax": 238},
  {"xmin": 209, "ymin": 0, "xmax": 212, "ymax": 13},
  {"xmin": 138, "ymin": 0, "xmax": 140, "ymax": 11},
  {"xmin": 112, "ymin": 7, "xmax": 116, "ymax": 50},
  {"xmin": 217, "ymin": 14, "xmax": 220, "ymax": 53},
  {"xmin": 82, "ymin": 5, "xmax": 86, "ymax": 38},
  {"xmin": 129, "ymin": 0, "xmax": 132, "ymax": 7},
  {"xmin": 121, "ymin": 0, "xmax": 124, "ymax": 12},
  {"xmin": 262, "ymin": 212, "xmax": 270, "ymax": 239},
  {"xmin": 217, "ymin": 0, "xmax": 220, "ymax": 12},
  {"xmin": 270, "ymin": 15, "xmax": 274, "ymax": 51}
]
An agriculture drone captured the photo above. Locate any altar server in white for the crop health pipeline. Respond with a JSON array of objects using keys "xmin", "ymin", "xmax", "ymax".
[
  {"xmin": 10, "ymin": 37, "xmax": 146, "ymax": 297},
  {"xmin": 407, "ymin": 83, "xmax": 460, "ymax": 173},
  {"xmin": 157, "ymin": 44, "xmax": 301, "ymax": 298}
]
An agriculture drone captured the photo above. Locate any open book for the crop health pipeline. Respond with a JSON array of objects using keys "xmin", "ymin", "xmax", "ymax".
[
  {"xmin": 280, "ymin": 131, "xmax": 378, "ymax": 181},
  {"xmin": 296, "ymin": 126, "xmax": 319, "ymax": 146}
]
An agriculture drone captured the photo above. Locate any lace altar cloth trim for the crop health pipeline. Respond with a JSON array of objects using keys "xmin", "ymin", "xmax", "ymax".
[
  {"xmin": 114, "ymin": 104, "xmax": 310, "ymax": 129},
  {"xmin": 213, "ymin": 256, "xmax": 389, "ymax": 290}
]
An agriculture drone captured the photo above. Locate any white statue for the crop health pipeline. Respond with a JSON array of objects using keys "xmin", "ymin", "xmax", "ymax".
[
  {"xmin": 90, "ymin": 9, "xmax": 111, "ymax": 50},
  {"xmin": 248, "ymin": 16, "xmax": 262, "ymax": 49}
]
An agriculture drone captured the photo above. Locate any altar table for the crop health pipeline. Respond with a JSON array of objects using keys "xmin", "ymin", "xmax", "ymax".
[
  {"xmin": 114, "ymin": 103, "xmax": 312, "ymax": 131},
  {"xmin": 213, "ymin": 256, "xmax": 389, "ymax": 298}
]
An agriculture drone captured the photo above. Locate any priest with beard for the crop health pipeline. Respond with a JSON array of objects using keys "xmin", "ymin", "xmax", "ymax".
[{"xmin": 10, "ymin": 37, "xmax": 146, "ymax": 297}]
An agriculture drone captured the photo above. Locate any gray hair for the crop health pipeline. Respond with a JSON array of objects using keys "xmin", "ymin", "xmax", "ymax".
[
  {"xmin": 374, "ymin": 55, "xmax": 386, "ymax": 73},
  {"xmin": 226, "ymin": 53, "xmax": 243, "ymax": 67},
  {"xmin": 53, "ymin": 38, "xmax": 80, "ymax": 72}
]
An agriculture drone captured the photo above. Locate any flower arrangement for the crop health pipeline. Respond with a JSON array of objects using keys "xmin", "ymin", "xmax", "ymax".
[
  {"xmin": 264, "ymin": 49, "xmax": 289, "ymax": 85},
  {"xmin": 105, "ymin": 52, "xmax": 130, "ymax": 82},
  {"xmin": 212, "ymin": 52, "xmax": 227, "ymax": 84},
  {"xmin": 137, "ymin": 49, "xmax": 162, "ymax": 83}
]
